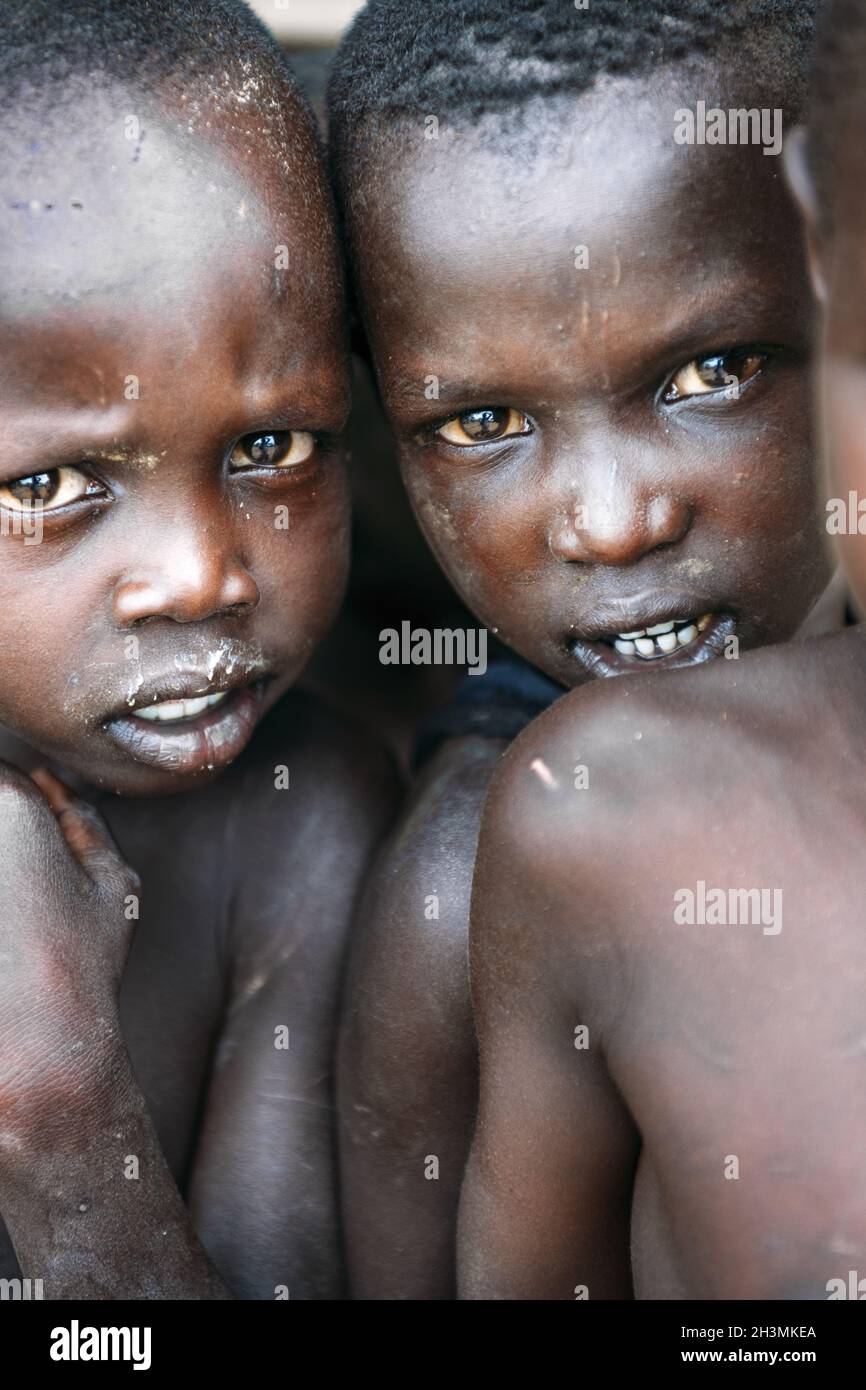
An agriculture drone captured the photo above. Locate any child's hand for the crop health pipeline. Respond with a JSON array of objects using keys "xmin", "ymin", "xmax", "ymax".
[{"xmin": 0, "ymin": 764, "xmax": 139, "ymax": 1129}]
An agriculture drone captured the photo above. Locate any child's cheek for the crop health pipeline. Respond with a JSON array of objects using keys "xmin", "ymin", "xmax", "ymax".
[
  {"xmin": 249, "ymin": 468, "xmax": 351, "ymax": 633},
  {"xmin": 407, "ymin": 456, "xmax": 542, "ymax": 571}
]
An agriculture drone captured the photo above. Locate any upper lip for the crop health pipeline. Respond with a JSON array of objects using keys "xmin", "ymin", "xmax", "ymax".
[
  {"xmin": 567, "ymin": 594, "xmax": 724, "ymax": 643},
  {"xmin": 104, "ymin": 668, "xmax": 266, "ymax": 724}
]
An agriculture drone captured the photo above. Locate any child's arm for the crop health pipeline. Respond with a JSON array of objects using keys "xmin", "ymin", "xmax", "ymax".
[
  {"xmin": 0, "ymin": 767, "xmax": 233, "ymax": 1299},
  {"xmin": 338, "ymin": 739, "xmax": 500, "ymax": 1299},
  {"xmin": 1, "ymin": 723, "xmax": 397, "ymax": 1300},
  {"xmin": 458, "ymin": 745, "xmax": 639, "ymax": 1300}
]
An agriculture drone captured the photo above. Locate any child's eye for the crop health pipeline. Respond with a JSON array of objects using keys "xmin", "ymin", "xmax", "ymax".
[
  {"xmin": 663, "ymin": 349, "xmax": 766, "ymax": 404},
  {"xmin": 0, "ymin": 466, "xmax": 98, "ymax": 513},
  {"xmin": 435, "ymin": 408, "xmax": 531, "ymax": 447},
  {"xmin": 229, "ymin": 430, "xmax": 315, "ymax": 470}
]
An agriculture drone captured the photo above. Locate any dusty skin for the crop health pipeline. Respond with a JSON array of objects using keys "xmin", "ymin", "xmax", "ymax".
[
  {"xmin": 459, "ymin": 97, "xmax": 866, "ymax": 1301},
  {"xmin": 338, "ymin": 66, "xmax": 835, "ymax": 1298},
  {"xmin": 0, "ymin": 71, "xmax": 397, "ymax": 1297}
]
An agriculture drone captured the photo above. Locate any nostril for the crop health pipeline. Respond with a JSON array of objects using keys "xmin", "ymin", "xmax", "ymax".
[{"xmin": 221, "ymin": 598, "xmax": 256, "ymax": 618}]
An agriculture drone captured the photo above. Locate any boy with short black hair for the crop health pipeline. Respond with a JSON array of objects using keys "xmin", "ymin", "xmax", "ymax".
[
  {"xmin": 0, "ymin": 0, "xmax": 395, "ymax": 1299},
  {"xmin": 329, "ymin": 0, "xmax": 834, "ymax": 1298},
  {"xmin": 460, "ymin": 0, "xmax": 866, "ymax": 1300}
]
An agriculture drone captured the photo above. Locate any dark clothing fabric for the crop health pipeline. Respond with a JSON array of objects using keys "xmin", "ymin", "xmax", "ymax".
[{"xmin": 412, "ymin": 656, "xmax": 565, "ymax": 770}]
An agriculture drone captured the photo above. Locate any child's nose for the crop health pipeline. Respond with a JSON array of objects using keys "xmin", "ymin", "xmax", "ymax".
[
  {"xmin": 111, "ymin": 531, "xmax": 260, "ymax": 626},
  {"xmin": 548, "ymin": 469, "xmax": 691, "ymax": 567}
]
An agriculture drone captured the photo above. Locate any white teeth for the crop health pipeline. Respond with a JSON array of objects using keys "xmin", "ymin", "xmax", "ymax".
[
  {"xmin": 135, "ymin": 691, "xmax": 229, "ymax": 723},
  {"xmin": 609, "ymin": 612, "xmax": 716, "ymax": 660}
]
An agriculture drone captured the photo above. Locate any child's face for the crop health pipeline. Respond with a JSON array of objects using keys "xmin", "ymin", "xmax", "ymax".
[
  {"xmin": 0, "ymin": 99, "xmax": 350, "ymax": 795},
  {"xmin": 351, "ymin": 78, "xmax": 829, "ymax": 686}
]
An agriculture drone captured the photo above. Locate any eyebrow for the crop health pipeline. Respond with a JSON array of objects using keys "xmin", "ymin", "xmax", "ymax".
[
  {"xmin": 1, "ymin": 370, "xmax": 350, "ymax": 473},
  {"xmin": 0, "ymin": 404, "xmax": 133, "ymax": 472},
  {"xmin": 384, "ymin": 275, "xmax": 806, "ymax": 419}
]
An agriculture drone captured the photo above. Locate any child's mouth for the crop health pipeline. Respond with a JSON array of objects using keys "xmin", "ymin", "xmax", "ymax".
[
  {"xmin": 606, "ymin": 614, "xmax": 712, "ymax": 660},
  {"xmin": 103, "ymin": 680, "xmax": 266, "ymax": 775},
  {"xmin": 134, "ymin": 691, "xmax": 230, "ymax": 723},
  {"xmin": 567, "ymin": 609, "xmax": 735, "ymax": 679}
]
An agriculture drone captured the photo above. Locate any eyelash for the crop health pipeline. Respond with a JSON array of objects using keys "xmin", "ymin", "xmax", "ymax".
[
  {"xmin": 425, "ymin": 346, "xmax": 775, "ymax": 451},
  {"xmin": 659, "ymin": 346, "xmax": 773, "ymax": 407},
  {"xmin": 0, "ymin": 430, "xmax": 325, "ymax": 522},
  {"xmin": 227, "ymin": 429, "xmax": 319, "ymax": 473}
]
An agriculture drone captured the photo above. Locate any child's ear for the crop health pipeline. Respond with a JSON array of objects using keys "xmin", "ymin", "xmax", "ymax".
[{"xmin": 783, "ymin": 125, "xmax": 828, "ymax": 306}]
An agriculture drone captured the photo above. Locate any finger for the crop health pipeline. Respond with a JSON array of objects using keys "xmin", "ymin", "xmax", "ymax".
[
  {"xmin": 30, "ymin": 767, "xmax": 139, "ymax": 895},
  {"xmin": 29, "ymin": 766, "xmax": 78, "ymax": 817}
]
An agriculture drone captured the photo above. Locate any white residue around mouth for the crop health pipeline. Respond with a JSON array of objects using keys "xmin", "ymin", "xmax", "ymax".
[
  {"xmin": 126, "ymin": 670, "xmax": 145, "ymax": 708},
  {"xmin": 172, "ymin": 639, "xmax": 267, "ymax": 684}
]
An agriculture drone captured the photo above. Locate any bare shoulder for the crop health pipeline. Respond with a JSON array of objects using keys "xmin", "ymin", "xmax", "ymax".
[
  {"xmin": 477, "ymin": 628, "xmax": 866, "ymax": 954},
  {"xmin": 343, "ymin": 732, "xmax": 506, "ymax": 1046},
  {"xmin": 341, "ymin": 734, "xmax": 505, "ymax": 1103},
  {"xmin": 368, "ymin": 734, "xmax": 505, "ymax": 934}
]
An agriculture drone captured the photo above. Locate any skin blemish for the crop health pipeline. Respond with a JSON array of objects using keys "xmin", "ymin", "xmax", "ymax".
[
  {"xmin": 126, "ymin": 670, "xmax": 145, "ymax": 709},
  {"xmin": 530, "ymin": 757, "xmax": 559, "ymax": 790},
  {"xmin": 418, "ymin": 496, "xmax": 458, "ymax": 543},
  {"xmin": 673, "ymin": 558, "xmax": 714, "ymax": 578},
  {"xmin": 99, "ymin": 448, "xmax": 164, "ymax": 471}
]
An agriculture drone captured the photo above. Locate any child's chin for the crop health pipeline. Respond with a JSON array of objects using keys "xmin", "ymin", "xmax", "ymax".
[{"xmin": 99, "ymin": 759, "xmax": 239, "ymax": 800}]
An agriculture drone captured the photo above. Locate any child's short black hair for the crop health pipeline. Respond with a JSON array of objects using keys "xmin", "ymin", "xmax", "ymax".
[
  {"xmin": 329, "ymin": 0, "xmax": 815, "ymax": 186},
  {"xmin": 808, "ymin": 0, "xmax": 866, "ymax": 224},
  {"xmin": 2, "ymin": 0, "xmax": 306, "ymax": 130}
]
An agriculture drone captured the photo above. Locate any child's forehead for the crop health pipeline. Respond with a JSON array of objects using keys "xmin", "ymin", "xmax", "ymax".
[
  {"xmin": 0, "ymin": 92, "xmax": 345, "ymax": 405},
  {"xmin": 0, "ymin": 100, "xmax": 330, "ymax": 322},
  {"xmin": 357, "ymin": 82, "xmax": 793, "ymax": 297}
]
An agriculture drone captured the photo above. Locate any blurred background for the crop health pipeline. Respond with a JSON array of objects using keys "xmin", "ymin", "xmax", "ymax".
[
  {"xmin": 250, "ymin": 1, "xmax": 364, "ymax": 118},
  {"xmin": 250, "ymin": 0, "xmax": 364, "ymax": 46}
]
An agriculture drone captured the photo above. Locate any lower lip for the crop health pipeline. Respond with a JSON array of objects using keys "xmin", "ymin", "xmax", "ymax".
[
  {"xmin": 568, "ymin": 613, "xmax": 736, "ymax": 680},
  {"xmin": 103, "ymin": 685, "xmax": 262, "ymax": 774}
]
